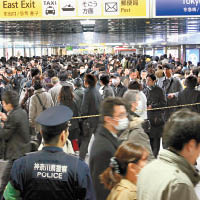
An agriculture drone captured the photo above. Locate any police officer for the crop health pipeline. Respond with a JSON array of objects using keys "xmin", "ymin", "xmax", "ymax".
[{"xmin": 3, "ymin": 105, "xmax": 95, "ymax": 200}]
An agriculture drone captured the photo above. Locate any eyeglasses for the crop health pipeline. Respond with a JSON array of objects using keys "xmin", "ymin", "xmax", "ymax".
[{"xmin": 113, "ymin": 113, "xmax": 128, "ymax": 119}]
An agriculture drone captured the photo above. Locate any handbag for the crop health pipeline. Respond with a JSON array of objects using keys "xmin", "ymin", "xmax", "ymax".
[{"xmin": 142, "ymin": 119, "xmax": 151, "ymax": 134}]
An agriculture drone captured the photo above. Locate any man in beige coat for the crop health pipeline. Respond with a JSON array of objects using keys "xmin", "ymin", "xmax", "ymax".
[
  {"xmin": 29, "ymin": 78, "xmax": 54, "ymax": 133},
  {"xmin": 137, "ymin": 109, "xmax": 200, "ymax": 200}
]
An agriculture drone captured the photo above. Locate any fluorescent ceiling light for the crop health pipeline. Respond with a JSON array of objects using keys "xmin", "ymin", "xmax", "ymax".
[{"xmin": 80, "ymin": 20, "xmax": 95, "ymax": 25}]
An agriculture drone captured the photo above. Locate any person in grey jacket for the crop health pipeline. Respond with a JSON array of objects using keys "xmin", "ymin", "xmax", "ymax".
[
  {"xmin": 48, "ymin": 70, "xmax": 73, "ymax": 105},
  {"xmin": 137, "ymin": 109, "xmax": 200, "ymax": 200},
  {"xmin": 73, "ymin": 77, "xmax": 84, "ymax": 113},
  {"xmin": 121, "ymin": 90, "xmax": 154, "ymax": 161},
  {"xmin": 29, "ymin": 77, "xmax": 54, "ymax": 134},
  {"xmin": 0, "ymin": 90, "xmax": 30, "ymax": 195},
  {"xmin": 99, "ymin": 74, "xmax": 115, "ymax": 100}
]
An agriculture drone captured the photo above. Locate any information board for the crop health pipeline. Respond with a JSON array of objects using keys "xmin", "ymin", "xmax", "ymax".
[
  {"xmin": 155, "ymin": 0, "xmax": 200, "ymax": 17},
  {"xmin": 0, "ymin": 0, "xmax": 149, "ymax": 20}
]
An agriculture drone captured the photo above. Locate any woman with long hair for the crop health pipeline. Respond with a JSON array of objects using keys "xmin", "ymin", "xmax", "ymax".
[
  {"xmin": 58, "ymin": 85, "xmax": 80, "ymax": 152},
  {"xmin": 100, "ymin": 142, "xmax": 148, "ymax": 200}
]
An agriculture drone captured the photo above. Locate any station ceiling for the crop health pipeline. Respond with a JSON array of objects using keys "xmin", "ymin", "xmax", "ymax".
[{"xmin": 0, "ymin": 18, "xmax": 200, "ymax": 47}]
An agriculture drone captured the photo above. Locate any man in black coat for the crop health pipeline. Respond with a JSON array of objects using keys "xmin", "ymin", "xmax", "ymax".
[
  {"xmin": 162, "ymin": 64, "xmax": 183, "ymax": 120},
  {"xmin": 0, "ymin": 90, "xmax": 30, "ymax": 196},
  {"xmin": 80, "ymin": 74, "xmax": 102, "ymax": 160},
  {"xmin": 178, "ymin": 75, "xmax": 200, "ymax": 113},
  {"xmin": 111, "ymin": 74, "xmax": 127, "ymax": 97},
  {"xmin": 145, "ymin": 74, "xmax": 166, "ymax": 157},
  {"xmin": 89, "ymin": 97, "xmax": 129, "ymax": 200}
]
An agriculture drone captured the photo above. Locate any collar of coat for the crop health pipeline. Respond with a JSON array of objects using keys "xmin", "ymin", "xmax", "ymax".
[
  {"xmin": 99, "ymin": 125, "xmax": 121, "ymax": 149},
  {"xmin": 34, "ymin": 88, "xmax": 46, "ymax": 94},
  {"xmin": 114, "ymin": 179, "xmax": 136, "ymax": 192},
  {"xmin": 8, "ymin": 106, "xmax": 20, "ymax": 116},
  {"xmin": 119, "ymin": 113, "xmax": 143, "ymax": 141},
  {"xmin": 159, "ymin": 149, "xmax": 200, "ymax": 186}
]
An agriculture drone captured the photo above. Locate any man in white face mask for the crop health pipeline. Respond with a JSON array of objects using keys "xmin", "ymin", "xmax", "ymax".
[
  {"xmin": 89, "ymin": 97, "xmax": 129, "ymax": 200},
  {"xmin": 111, "ymin": 74, "xmax": 127, "ymax": 97}
]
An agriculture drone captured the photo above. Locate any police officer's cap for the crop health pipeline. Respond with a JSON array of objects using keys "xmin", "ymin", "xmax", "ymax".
[{"xmin": 36, "ymin": 105, "xmax": 73, "ymax": 127}]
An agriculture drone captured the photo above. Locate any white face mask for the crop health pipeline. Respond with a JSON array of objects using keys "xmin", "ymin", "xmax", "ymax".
[
  {"xmin": 80, "ymin": 69, "xmax": 86, "ymax": 74},
  {"xmin": 115, "ymin": 117, "xmax": 129, "ymax": 131},
  {"xmin": 112, "ymin": 79, "xmax": 119, "ymax": 86}
]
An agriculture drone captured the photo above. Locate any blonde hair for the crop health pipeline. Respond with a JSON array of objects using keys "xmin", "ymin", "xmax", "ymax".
[{"xmin": 51, "ymin": 77, "xmax": 59, "ymax": 85}]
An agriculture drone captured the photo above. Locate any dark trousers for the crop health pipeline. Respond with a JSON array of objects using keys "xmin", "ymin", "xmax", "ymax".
[
  {"xmin": 0, "ymin": 160, "xmax": 13, "ymax": 199},
  {"xmin": 149, "ymin": 125, "xmax": 163, "ymax": 158},
  {"xmin": 150, "ymin": 136, "xmax": 161, "ymax": 158},
  {"xmin": 79, "ymin": 126, "xmax": 95, "ymax": 160},
  {"xmin": 79, "ymin": 134, "xmax": 92, "ymax": 160}
]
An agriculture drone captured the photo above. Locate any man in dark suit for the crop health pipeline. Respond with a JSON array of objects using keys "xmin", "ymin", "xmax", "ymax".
[
  {"xmin": 89, "ymin": 97, "xmax": 129, "ymax": 200},
  {"xmin": 162, "ymin": 64, "xmax": 183, "ymax": 120}
]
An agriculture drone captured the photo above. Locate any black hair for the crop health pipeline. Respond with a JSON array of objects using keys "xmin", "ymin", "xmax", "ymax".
[
  {"xmin": 2, "ymin": 90, "xmax": 19, "ymax": 108},
  {"xmin": 42, "ymin": 123, "xmax": 68, "ymax": 145},
  {"xmin": 147, "ymin": 73, "xmax": 156, "ymax": 81},
  {"xmin": 129, "ymin": 68, "xmax": 138, "ymax": 74},
  {"xmin": 33, "ymin": 77, "xmax": 42, "ymax": 90},
  {"xmin": 101, "ymin": 97, "xmax": 126, "ymax": 123},
  {"xmin": 193, "ymin": 68, "xmax": 199, "ymax": 77},
  {"xmin": 58, "ymin": 70, "xmax": 67, "ymax": 81},
  {"xmin": 185, "ymin": 76, "xmax": 197, "ymax": 88},
  {"xmin": 163, "ymin": 109, "xmax": 200, "ymax": 151},
  {"xmin": 128, "ymin": 81, "xmax": 142, "ymax": 91},
  {"xmin": 73, "ymin": 77, "xmax": 83, "ymax": 88},
  {"xmin": 84, "ymin": 74, "xmax": 97, "ymax": 87},
  {"xmin": 16, "ymin": 66, "xmax": 22, "ymax": 71},
  {"xmin": 31, "ymin": 68, "xmax": 40, "ymax": 78},
  {"xmin": 47, "ymin": 69, "xmax": 55, "ymax": 78},
  {"xmin": 100, "ymin": 74, "xmax": 110, "ymax": 86}
]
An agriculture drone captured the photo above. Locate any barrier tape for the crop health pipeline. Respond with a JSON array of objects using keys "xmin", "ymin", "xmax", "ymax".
[{"xmin": 71, "ymin": 102, "xmax": 200, "ymax": 120}]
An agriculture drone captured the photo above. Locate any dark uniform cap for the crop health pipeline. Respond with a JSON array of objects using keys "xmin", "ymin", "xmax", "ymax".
[{"xmin": 36, "ymin": 105, "xmax": 73, "ymax": 127}]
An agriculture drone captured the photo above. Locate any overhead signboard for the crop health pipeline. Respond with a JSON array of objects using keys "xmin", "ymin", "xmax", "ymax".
[
  {"xmin": 155, "ymin": 0, "xmax": 200, "ymax": 17},
  {"xmin": 0, "ymin": 0, "xmax": 149, "ymax": 20}
]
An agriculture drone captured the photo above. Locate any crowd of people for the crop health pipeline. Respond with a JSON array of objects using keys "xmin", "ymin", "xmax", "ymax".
[{"xmin": 0, "ymin": 53, "xmax": 200, "ymax": 199}]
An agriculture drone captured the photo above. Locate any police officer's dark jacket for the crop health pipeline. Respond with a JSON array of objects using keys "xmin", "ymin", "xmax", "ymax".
[{"xmin": 9, "ymin": 146, "xmax": 95, "ymax": 200}]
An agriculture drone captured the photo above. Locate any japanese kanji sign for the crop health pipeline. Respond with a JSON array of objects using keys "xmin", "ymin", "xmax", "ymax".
[
  {"xmin": 155, "ymin": 0, "xmax": 200, "ymax": 17},
  {"xmin": 0, "ymin": 0, "xmax": 149, "ymax": 20}
]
